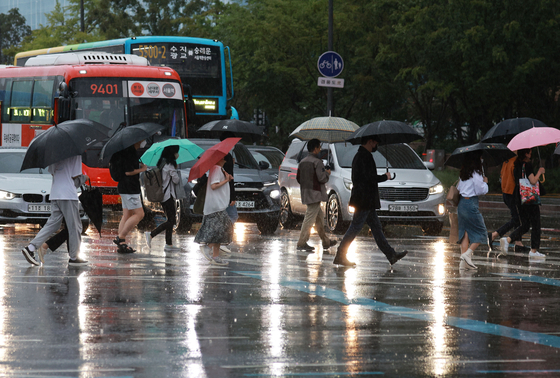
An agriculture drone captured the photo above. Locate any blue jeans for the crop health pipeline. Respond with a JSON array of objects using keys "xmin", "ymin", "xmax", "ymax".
[
  {"xmin": 226, "ymin": 204, "xmax": 238, "ymax": 223},
  {"xmin": 336, "ymin": 208, "xmax": 396, "ymax": 260}
]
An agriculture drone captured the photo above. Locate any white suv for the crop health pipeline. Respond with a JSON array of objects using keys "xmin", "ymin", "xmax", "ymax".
[{"xmin": 278, "ymin": 139, "xmax": 446, "ymax": 235}]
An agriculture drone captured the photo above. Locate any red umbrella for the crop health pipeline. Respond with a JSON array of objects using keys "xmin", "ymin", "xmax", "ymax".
[{"xmin": 188, "ymin": 137, "xmax": 241, "ymax": 181}]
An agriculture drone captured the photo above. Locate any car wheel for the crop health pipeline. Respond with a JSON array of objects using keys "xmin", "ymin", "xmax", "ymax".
[
  {"xmin": 421, "ymin": 221, "xmax": 443, "ymax": 236},
  {"xmin": 257, "ymin": 213, "xmax": 280, "ymax": 235},
  {"xmin": 279, "ymin": 190, "xmax": 297, "ymax": 229},
  {"xmin": 326, "ymin": 193, "xmax": 346, "ymax": 234}
]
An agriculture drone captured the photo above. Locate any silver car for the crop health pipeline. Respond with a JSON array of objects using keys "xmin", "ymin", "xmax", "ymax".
[
  {"xmin": 246, "ymin": 145, "xmax": 285, "ymax": 179},
  {"xmin": 278, "ymin": 140, "xmax": 446, "ymax": 235},
  {"xmin": 0, "ymin": 147, "xmax": 89, "ymax": 229}
]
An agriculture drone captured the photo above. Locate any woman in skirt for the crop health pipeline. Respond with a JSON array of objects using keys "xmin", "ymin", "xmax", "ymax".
[
  {"xmin": 194, "ymin": 157, "xmax": 234, "ymax": 265},
  {"xmin": 456, "ymin": 151, "xmax": 488, "ymax": 270}
]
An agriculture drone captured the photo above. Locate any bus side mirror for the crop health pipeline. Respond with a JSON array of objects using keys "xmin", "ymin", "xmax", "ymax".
[{"xmin": 57, "ymin": 97, "xmax": 72, "ymax": 123}]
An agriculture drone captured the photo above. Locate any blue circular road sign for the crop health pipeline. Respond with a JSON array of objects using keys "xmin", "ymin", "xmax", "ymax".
[{"xmin": 317, "ymin": 51, "xmax": 344, "ymax": 78}]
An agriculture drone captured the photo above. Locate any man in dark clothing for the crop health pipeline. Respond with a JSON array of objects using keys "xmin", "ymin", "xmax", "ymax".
[{"xmin": 333, "ymin": 136, "xmax": 408, "ymax": 267}]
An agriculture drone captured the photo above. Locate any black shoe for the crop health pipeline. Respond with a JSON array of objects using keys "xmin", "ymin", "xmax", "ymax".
[
  {"xmin": 514, "ymin": 245, "xmax": 531, "ymax": 252},
  {"xmin": 117, "ymin": 243, "xmax": 136, "ymax": 254},
  {"xmin": 333, "ymin": 255, "xmax": 356, "ymax": 267},
  {"xmin": 68, "ymin": 257, "xmax": 88, "ymax": 266},
  {"xmin": 388, "ymin": 250, "xmax": 408, "ymax": 265},
  {"xmin": 297, "ymin": 243, "xmax": 314, "ymax": 252},
  {"xmin": 488, "ymin": 232, "xmax": 497, "ymax": 251},
  {"xmin": 22, "ymin": 246, "xmax": 39, "ymax": 266},
  {"xmin": 323, "ymin": 239, "xmax": 338, "ymax": 249}
]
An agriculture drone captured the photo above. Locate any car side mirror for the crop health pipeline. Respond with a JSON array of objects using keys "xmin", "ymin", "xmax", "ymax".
[
  {"xmin": 258, "ymin": 161, "xmax": 270, "ymax": 170},
  {"xmin": 423, "ymin": 161, "xmax": 435, "ymax": 170}
]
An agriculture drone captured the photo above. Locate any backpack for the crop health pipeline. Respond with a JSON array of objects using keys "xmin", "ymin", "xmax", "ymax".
[
  {"xmin": 109, "ymin": 151, "xmax": 125, "ymax": 182},
  {"xmin": 144, "ymin": 167, "xmax": 170, "ymax": 203}
]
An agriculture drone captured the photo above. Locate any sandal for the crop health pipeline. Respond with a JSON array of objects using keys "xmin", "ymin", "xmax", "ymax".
[
  {"xmin": 113, "ymin": 236, "xmax": 125, "ymax": 246},
  {"xmin": 117, "ymin": 243, "xmax": 135, "ymax": 254}
]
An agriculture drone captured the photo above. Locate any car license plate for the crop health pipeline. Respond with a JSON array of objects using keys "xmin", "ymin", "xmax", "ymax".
[
  {"xmin": 236, "ymin": 201, "xmax": 255, "ymax": 209},
  {"xmin": 28, "ymin": 204, "xmax": 51, "ymax": 212},
  {"xmin": 389, "ymin": 204, "xmax": 418, "ymax": 212}
]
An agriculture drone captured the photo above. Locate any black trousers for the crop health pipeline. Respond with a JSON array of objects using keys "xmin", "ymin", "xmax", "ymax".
[
  {"xmin": 150, "ymin": 197, "xmax": 176, "ymax": 245},
  {"xmin": 496, "ymin": 193, "xmax": 521, "ymax": 237},
  {"xmin": 509, "ymin": 204, "xmax": 541, "ymax": 250}
]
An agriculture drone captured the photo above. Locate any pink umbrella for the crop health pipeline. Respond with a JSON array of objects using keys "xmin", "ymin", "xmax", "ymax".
[{"xmin": 507, "ymin": 127, "xmax": 560, "ymax": 151}]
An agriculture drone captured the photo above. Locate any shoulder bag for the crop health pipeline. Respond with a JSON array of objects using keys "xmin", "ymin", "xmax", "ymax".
[
  {"xmin": 519, "ymin": 164, "xmax": 540, "ymax": 205},
  {"xmin": 446, "ymin": 180, "xmax": 460, "ymax": 207}
]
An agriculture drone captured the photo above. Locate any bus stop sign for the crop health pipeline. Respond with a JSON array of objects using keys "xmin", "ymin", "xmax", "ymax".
[{"xmin": 317, "ymin": 51, "xmax": 344, "ymax": 78}]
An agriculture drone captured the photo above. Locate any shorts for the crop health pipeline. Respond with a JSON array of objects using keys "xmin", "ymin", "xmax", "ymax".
[{"xmin": 120, "ymin": 193, "xmax": 142, "ymax": 210}]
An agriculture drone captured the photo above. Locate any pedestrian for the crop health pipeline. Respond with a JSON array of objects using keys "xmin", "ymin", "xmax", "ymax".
[
  {"xmin": 500, "ymin": 148, "xmax": 545, "ymax": 258},
  {"xmin": 219, "ymin": 132, "xmax": 237, "ymax": 256},
  {"xmin": 113, "ymin": 140, "xmax": 147, "ymax": 253},
  {"xmin": 21, "ymin": 156, "xmax": 88, "ymax": 266},
  {"xmin": 332, "ymin": 136, "xmax": 408, "ymax": 267},
  {"xmin": 456, "ymin": 151, "xmax": 489, "ymax": 269},
  {"xmin": 487, "ymin": 153, "xmax": 528, "ymax": 253},
  {"xmin": 144, "ymin": 145, "xmax": 181, "ymax": 251},
  {"xmin": 194, "ymin": 156, "xmax": 234, "ymax": 266},
  {"xmin": 296, "ymin": 138, "xmax": 337, "ymax": 251}
]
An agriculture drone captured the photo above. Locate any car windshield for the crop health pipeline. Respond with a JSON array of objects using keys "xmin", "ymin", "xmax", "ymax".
[
  {"xmin": 0, "ymin": 151, "xmax": 48, "ymax": 174},
  {"xmin": 334, "ymin": 142, "xmax": 425, "ymax": 169},
  {"xmin": 250, "ymin": 149, "xmax": 284, "ymax": 169},
  {"xmin": 178, "ymin": 141, "xmax": 259, "ymax": 170}
]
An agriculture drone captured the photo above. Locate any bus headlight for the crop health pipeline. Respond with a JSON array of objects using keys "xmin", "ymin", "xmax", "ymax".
[
  {"xmin": 0, "ymin": 190, "xmax": 16, "ymax": 200},
  {"xmin": 429, "ymin": 184, "xmax": 444, "ymax": 195},
  {"xmin": 269, "ymin": 189, "xmax": 280, "ymax": 199}
]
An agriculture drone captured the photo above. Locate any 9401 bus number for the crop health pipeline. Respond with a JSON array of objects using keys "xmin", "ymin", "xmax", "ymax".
[{"xmin": 90, "ymin": 84, "xmax": 119, "ymax": 95}]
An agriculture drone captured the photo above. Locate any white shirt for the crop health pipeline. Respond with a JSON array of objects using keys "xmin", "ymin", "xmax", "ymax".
[
  {"xmin": 162, "ymin": 163, "xmax": 180, "ymax": 202},
  {"xmin": 48, "ymin": 155, "xmax": 82, "ymax": 200},
  {"xmin": 203, "ymin": 165, "xmax": 230, "ymax": 215},
  {"xmin": 457, "ymin": 172, "xmax": 488, "ymax": 198}
]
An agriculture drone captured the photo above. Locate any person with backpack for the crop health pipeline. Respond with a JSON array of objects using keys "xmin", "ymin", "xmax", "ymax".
[
  {"xmin": 144, "ymin": 145, "xmax": 181, "ymax": 251},
  {"xmin": 112, "ymin": 140, "xmax": 147, "ymax": 253}
]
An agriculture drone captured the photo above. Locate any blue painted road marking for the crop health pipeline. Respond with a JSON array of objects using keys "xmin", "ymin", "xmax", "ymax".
[
  {"xmin": 494, "ymin": 273, "xmax": 560, "ymax": 287},
  {"xmin": 234, "ymin": 271, "xmax": 560, "ymax": 349}
]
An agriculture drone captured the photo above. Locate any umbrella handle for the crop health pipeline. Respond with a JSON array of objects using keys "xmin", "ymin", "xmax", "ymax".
[{"xmin": 540, "ymin": 174, "xmax": 545, "ymax": 183}]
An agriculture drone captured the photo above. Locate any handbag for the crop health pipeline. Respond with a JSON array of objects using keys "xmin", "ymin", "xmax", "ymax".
[
  {"xmin": 193, "ymin": 184, "xmax": 206, "ymax": 215},
  {"xmin": 519, "ymin": 164, "xmax": 541, "ymax": 205},
  {"xmin": 446, "ymin": 180, "xmax": 460, "ymax": 207}
]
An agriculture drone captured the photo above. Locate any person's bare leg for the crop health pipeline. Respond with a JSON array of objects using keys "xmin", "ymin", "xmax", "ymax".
[
  {"xmin": 119, "ymin": 207, "xmax": 144, "ymax": 239},
  {"xmin": 210, "ymin": 243, "xmax": 220, "ymax": 258}
]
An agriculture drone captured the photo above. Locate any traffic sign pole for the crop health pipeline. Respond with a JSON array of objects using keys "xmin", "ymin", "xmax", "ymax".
[{"xmin": 328, "ymin": 0, "xmax": 333, "ymax": 116}]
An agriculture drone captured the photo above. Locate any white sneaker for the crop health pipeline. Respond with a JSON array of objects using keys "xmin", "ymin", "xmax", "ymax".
[
  {"xmin": 499, "ymin": 237, "xmax": 509, "ymax": 255},
  {"xmin": 200, "ymin": 245, "xmax": 212, "ymax": 261},
  {"xmin": 220, "ymin": 245, "xmax": 232, "ymax": 256},
  {"xmin": 144, "ymin": 232, "xmax": 152, "ymax": 249},
  {"xmin": 210, "ymin": 256, "xmax": 228, "ymax": 266},
  {"xmin": 460, "ymin": 251, "xmax": 477, "ymax": 269},
  {"xmin": 164, "ymin": 245, "xmax": 180, "ymax": 252},
  {"xmin": 528, "ymin": 251, "xmax": 546, "ymax": 258}
]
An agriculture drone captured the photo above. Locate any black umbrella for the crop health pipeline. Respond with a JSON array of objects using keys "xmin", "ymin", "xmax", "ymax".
[
  {"xmin": 346, "ymin": 120, "xmax": 423, "ymax": 179},
  {"xmin": 345, "ymin": 120, "xmax": 422, "ymax": 146},
  {"xmin": 481, "ymin": 117, "xmax": 548, "ymax": 143},
  {"xmin": 197, "ymin": 119, "xmax": 265, "ymax": 142},
  {"xmin": 21, "ymin": 119, "xmax": 111, "ymax": 171},
  {"xmin": 444, "ymin": 142, "xmax": 515, "ymax": 169},
  {"xmin": 79, "ymin": 184, "xmax": 103, "ymax": 236},
  {"xmin": 99, "ymin": 122, "xmax": 166, "ymax": 160}
]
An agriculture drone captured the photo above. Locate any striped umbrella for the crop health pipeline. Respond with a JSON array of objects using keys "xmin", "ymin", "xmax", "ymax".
[{"xmin": 289, "ymin": 116, "xmax": 359, "ymax": 143}]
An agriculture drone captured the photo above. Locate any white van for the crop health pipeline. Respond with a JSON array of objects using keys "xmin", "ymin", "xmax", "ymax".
[{"xmin": 278, "ymin": 139, "xmax": 446, "ymax": 235}]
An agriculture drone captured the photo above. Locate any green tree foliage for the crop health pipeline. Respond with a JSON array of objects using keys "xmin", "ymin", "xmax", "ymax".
[{"xmin": 0, "ymin": 8, "xmax": 31, "ymax": 64}]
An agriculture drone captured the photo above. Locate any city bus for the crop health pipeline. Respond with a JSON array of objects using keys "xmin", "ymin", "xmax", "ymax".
[
  {"xmin": 0, "ymin": 52, "xmax": 187, "ymax": 205},
  {"xmin": 14, "ymin": 36, "xmax": 234, "ymax": 130}
]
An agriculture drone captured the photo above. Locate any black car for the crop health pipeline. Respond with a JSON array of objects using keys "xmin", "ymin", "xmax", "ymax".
[{"xmin": 140, "ymin": 139, "xmax": 281, "ymax": 235}]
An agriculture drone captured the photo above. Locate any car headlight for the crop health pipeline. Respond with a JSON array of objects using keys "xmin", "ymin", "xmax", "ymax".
[
  {"xmin": 343, "ymin": 178, "xmax": 353, "ymax": 191},
  {"xmin": 429, "ymin": 184, "xmax": 444, "ymax": 195},
  {"xmin": 269, "ymin": 189, "xmax": 280, "ymax": 199},
  {"xmin": 0, "ymin": 190, "xmax": 16, "ymax": 200}
]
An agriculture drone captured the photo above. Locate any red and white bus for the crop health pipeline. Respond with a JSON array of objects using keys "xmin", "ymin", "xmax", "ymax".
[{"xmin": 0, "ymin": 52, "xmax": 187, "ymax": 205}]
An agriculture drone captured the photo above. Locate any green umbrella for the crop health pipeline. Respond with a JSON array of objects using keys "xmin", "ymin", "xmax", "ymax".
[{"xmin": 140, "ymin": 139, "xmax": 204, "ymax": 166}]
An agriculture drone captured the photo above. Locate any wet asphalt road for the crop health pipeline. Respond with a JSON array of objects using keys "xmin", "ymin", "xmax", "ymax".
[{"xmin": 1, "ymin": 205, "xmax": 560, "ymax": 378}]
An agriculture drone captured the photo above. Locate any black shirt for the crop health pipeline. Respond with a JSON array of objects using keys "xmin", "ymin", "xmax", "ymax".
[
  {"xmin": 224, "ymin": 153, "xmax": 236, "ymax": 202},
  {"xmin": 117, "ymin": 146, "xmax": 141, "ymax": 194}
]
